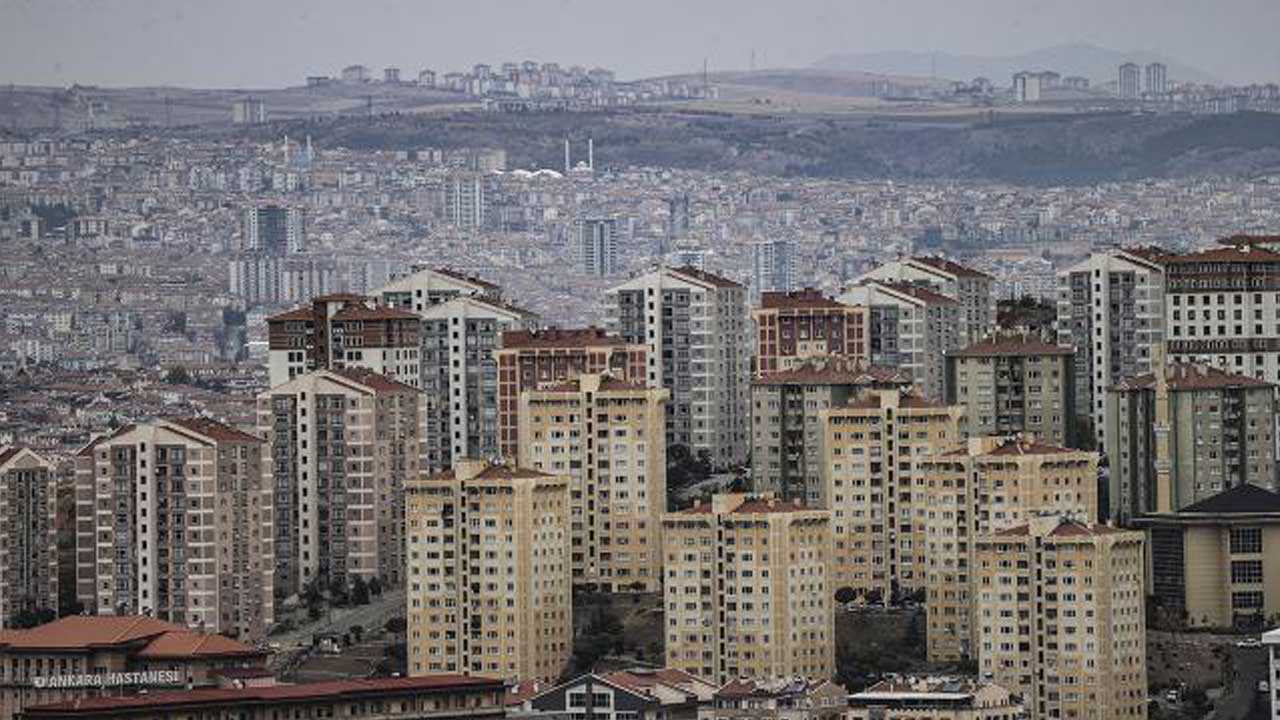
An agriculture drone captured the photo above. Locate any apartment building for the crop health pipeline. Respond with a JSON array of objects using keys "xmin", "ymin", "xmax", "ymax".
[
  {"xmin": 816, "ymin": 389, "xmax": 963, "ymax": 599},
  {"xmin": 496, "ymin": 327, "xmax": 647, "ymax": 460},
  {"xmin": 1134, "ymin": 484, "xmax": 1280, "ymax": 628},
  {"xmin": 751, "ymin": 289, "xmax": 868, "ymax": 376},
  {"xmin": 1106, "ymin": 361, "xmax": 1276, "ymax": 523},
  {"xmin": 858, "ymin": 256, "xmax": 996, "ymax": 347},
  {"xmin": 839, "ymin": 281, "xmax": 961, "ymax": 401},
  {"xmin": 919, "ymin": 437, "xmax": 1099, "ymax": 662},
  {"xmin": 405, "ymin": 461, "xmax": 571, "ymax": 683},
  {"xmin": 417, "ymin": 296, "xmax": 539, "ymax": 471},
  {"xmin": 378, "ymin": 266, "xmax": 502, "ymax": 314},
  {"xmin": 750, "ymin": 357, "xmax": 911, "ymax": 504},
  {"xmin": 74, "ymin": 419, "xmax": 273, "ymax": 641},
  {"xmin": 266, "ymin": 294, "xmax": 420, "ymax": 387},
  {"xmin": 258, "ymin": 368, "xmax": 423, "ymax": 598},
  {"xmin": 848, "ymin": 678, "xmax": 1023, "ymax": 720},
  {"xmin": 975, "ymin": 518, "xmax": 1146, "ymax": 720},
  {"xmin": 660, "ymin": 494, "xmax": 833, "ymax": 685},
  {"xmin": 517, "ymin": 372, "xmax": 668, "ymax": 591},
  {"xmin": 605, "ymin": 267, "xmax": 751, "ymax": 467},
  {"xmin": 1056, "ymin": 249, "xmax": 1166, "ymax": 450},
  {"xmin": 0, "ymin": 447, "xmax": 58, "ymax": 626},
  {"xmin": 944, "ymin": 334, "xmax": 1077, "ymax": 448}
]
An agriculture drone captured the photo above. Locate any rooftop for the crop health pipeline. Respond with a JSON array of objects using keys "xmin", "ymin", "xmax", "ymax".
[
  {"xmin": 1162, "ymin": 244, "xmax": 1280, "ymax": 265},
  {"xmin": 326, "ymin": 367, "xmax": 419, "ymax": 394},
  {"xmin": 950, "ymin": 334, "xmax": 1074, "ymax": 358},
  {"xmin": 1113, "ymin": 362, "xmax": 1274, "ymax": 392},
  {"xmin": 753, "ymin": 357, "xmax": 911, "ymax": 386},
  {"xmin": 0, "ymin": 616, "xmax": 258, "ymax": 655},
  {"xmin": 911, "ymin": 255, "xmax": 994, "ymax": 280},
  {"xmin": 758, "ymin": 288, "xmax": 850, "ymax": 310},
  {"xmin": 871, "ymin": 281, "xmax": 958, "ymax": 306},
  {"xmin": 670, "ymin": 265, "xmax": 742, "ymax": 289},
  {"xmin": 500, "ymin": 327, "xmax": 629, "ymax": 349},
  {"xmin": 1178, "ymin": 484, "xmax": 1280, "ymax": 515},
  {"xmin": 166, "ymin": 417, "xmax": 261, "ymax": 445}
]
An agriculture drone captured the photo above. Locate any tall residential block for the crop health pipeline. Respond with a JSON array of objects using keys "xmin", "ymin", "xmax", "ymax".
[
  {"xmin": 920, "ymin": 437, "xmax": 1099, "ymax": 662},
  {"xmin": 751, "ymin": 239, "xmax": 794, "ymax": 297},
  {"xmin": 1056, "ymin": 248, "xmax": 1165, "ymax": 449},
  {"xmin": 751, "ymin": 357, "xmax": 911, "ymax": 504},
  {"xmin": 661, "ymin": 494, "xmax": 833, "ymax": 684},
  {"xmin": 1144, "ymin": 62, "xmax": 1167, "ymax": 95},
  {"xmin": 496, "ymin": 327, "xmax": 646, "ymax": 460},
  {"xmin": 605, "ymin": 266, "xmax": 750, "ymax": 466},
  {"xmin": 405, "ymin": 461, "xmax": 571, "ymax": 682},
  {"xmin": 443, "ymin": 173, "xmax": 486, "ymax": 229},
  {"xmin": 418, "ymin": 296, "xmax": 539, "ymax": 471},
  {"xmin": 840, "ymin": 281, "xmax": 962, "ymax": 400},
  {"xmin": 378, "ymin": 266, "xmax": 502, "ymax": 314},
  {"xmin": 1135, "ymin": 484, "xmax": 1280, "ymax": 629},
  {"xmin": 266, "ymin": 294, "xmax": 420, "ymax": 387},
  {"xmin": 752, "ymin": 289, "xmax": 869, "ymax": 376},
  {"xmin": 517, "ymin": 372, "xmax": 667, "ymax": 591},
  {"xmin": 816, "ymin": 389, "xmax": 963, "ymax": 599},
  {"xmin": 241, "ymin": 204, "xmax": 305, "ymax": 255},
  {"xmin": 975, "ymin": 518, "xmax": 1146, "ymax": 720},
  {"xmin": 0, "ymin": 447, "xmax": 58, "ymax": 626},
  {"xmin": 1118, "ymin": 62, "xmax": 1141, "ymax": 99},
  {"xmin": 576, "ymin": 218, "xmax": 618, "ymax": 277},
  {"xmin": 1106, "ymin": 362, "xmax": 1276, "ymax": 524},
  {"xmin": 944, "ymin": 334, "xmax": 1077, "ymax": 447},
  {"xmin": 74, "ymin": 419, "xmax": 273, "ymax": 641},
  {"xmin": 857, "ymin": 256, "xmax": 996, "ymax": 347},
  {"xmin": 258, "ymin": 368, "xmax": 422, "ymax": 598}
]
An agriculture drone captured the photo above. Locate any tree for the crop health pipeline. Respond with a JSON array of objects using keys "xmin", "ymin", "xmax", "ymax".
[
  {"xmin": 329, "ymin": 578, "xmax": 350, "ymax": 607},
  {"xmin": 368, "ymin": 577, "xmax": 383, "ymax": 597},
  {"xmin": 352, "ymin": 576, "xmax": 371, "ymax": 606},
  {"xmin": 163, "ymin": 366, "xmax": 191, "ymax": 385},
  {"xmin": 351, "ymin": 624, "xmax": 365, "ymax": 643},
  {"xmin": 834, "ymin": 587, "xmax": 858, "ymax": 605},
  {"xmin": 384, "ymin": 617, "xmax": 407, "ymax": 636}
]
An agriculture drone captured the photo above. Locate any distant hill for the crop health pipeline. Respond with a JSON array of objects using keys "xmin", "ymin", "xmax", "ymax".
[{"xmin": 814, "ymin": 43, "xmax": 1220, "ymax": 86}]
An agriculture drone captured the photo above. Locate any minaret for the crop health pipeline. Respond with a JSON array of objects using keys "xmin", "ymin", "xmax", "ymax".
[
  {"xmin": 283, "ymin": 134, "xmax": 290, "ymax": 166},
  {"xmin": 306, "ymin": 135, "xmax": 314, "ymax": 163},
  {"xmin": 587, "ymin": 137, "xmax": 594, "ymax": 170},
  {"xmin": 564, "ymin": 138, "xmax": 571, "ymax": 174},
  {"xmin": 1153, "ymin": 342, "xmax": 1173, "ymax": 513}
]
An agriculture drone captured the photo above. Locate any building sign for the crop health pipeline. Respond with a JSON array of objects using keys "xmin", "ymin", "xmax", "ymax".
[{"xmin": 31, "ymin": 670, "xmax": 182, "ymax": 690}]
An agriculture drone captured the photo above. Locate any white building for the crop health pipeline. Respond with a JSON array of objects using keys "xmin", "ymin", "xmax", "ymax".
[
  {"xmin": 839, "ymin": 280, "xmax": 962, "ymax": 401},
  {"xmin": 857, "ymin": 256, "xmax": 995, "ymax": 347}
]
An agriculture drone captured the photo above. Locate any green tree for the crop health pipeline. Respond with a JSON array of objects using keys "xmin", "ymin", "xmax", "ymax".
[
  {"xmin": 835, "ymin": 587, "xmax": 858, "ymax": 605},
  {"xmin": 352, "ymin": 576, "xmax": 370, "ymax": 606},
  {"xmin": 164, "ymin": 366, "xmax": 191, "ymax": 385}
]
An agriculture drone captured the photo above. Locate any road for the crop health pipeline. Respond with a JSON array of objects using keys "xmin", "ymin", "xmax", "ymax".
[
  {"xmin": 272, "ymin": 589, "xmax": 405, "ymax": 650},
  {"xmin": 1212, "ymin": 645, "xmax": 1268, "ymax": 720}
]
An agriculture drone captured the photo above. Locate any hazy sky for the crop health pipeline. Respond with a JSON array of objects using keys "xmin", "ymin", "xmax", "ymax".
[{"xmin": 3, "ymin": 0, "xmax": 1279, "ymax": 87}]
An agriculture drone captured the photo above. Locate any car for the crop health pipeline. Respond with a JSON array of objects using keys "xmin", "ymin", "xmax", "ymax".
[
  {"xmin": 1237, "ymin": 638, "xmax": 1263, "ymax": 648},
  {"xmin": 1164, "ymin": 689, "xmax": 1180, "ymax": 703},
  {"xmin": 1260, "ymin": 681, "xmax": 1271, "ymax": 694}
]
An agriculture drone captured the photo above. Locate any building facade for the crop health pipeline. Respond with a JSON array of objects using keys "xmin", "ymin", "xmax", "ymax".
[
  {"xmin": 605, "ymin": 267, "xmax": 750, "ymax": 467},
  {"xmin": 661, "ymin": 494, "xmax": 833, "ymax": 685},
  {"xmin": 751, "ymin": 240, "xmax": 794, "ymax": 298},
  {"xmin": 74, "ymin": 420, "xmax": 273, "ymax": 641},
  {"xmin": 1106, "ymin": 362, "xmax": 1276, "ymax": 523},
  {"xmin": 839, "ymin": 281, "xmax": 962, "ymax": 401},
  {"xmin": 406, "ymin": 461, "xmax": 571, "ymax": 683},
  {"xmin": 576, "ymin": 218, "xmax": 618, "ymax": 277},
  {"xmin": 857, "ymin": 256, "xmax": 996, "ymax": 347},
  {"xmin": 266, "ymin": 294, "xmax": 420, "ymax": 387},
  {"xmin": 847, "ymin": 678, "xmax": 1023, "ymax": 720},
  {"xmin": 944, "ymin": 334, "xmax": 1077, "ymax": 448},
  {"xmin": 975, "ymin": 518, "xmax": 1146, "ymax": 720},
  {"xmin": 518, "ymin": 373, "xmax": 668, "ymax": 592},
  {"xmin": 0, "ymin": 447, "xmax": 58, "ymax": 627},
  {"xmin": 817, "ymin": 389, "xmax": 964, "ymax": 599},
  {"xmin": 752, "ymin": 289, "xmax": 868, "ymax": 376},
  {"xmin": 750, "ymin": 358, "xmax": 911, "ymax": 504},
  {"xmin": 257, "ymin": 368, "xmax": 423, "ymax": 598},
  {"xmin": 241, "ymin": 204, "xmax": 304, "ymax": 255}
]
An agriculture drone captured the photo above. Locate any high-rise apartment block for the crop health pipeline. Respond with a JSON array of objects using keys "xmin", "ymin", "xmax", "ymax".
[
  {"xmin": 975, "ymin": 517, "xmax": 1146, "ymax": 720},
  {"xmin": 857, "ymin": 256, "xmax": 996, "ymax": 347},
  {"xmin": 751, "ymin": 357, "xmax": 911, "ymax": 504},
  {"xmin": 241, "ymin": 204, "xmax": 305, "ymax": 255},
  {"xmin": 444, "ymin": 173, "xmax": 486, "ymax": 229},
  {"xmin": 1056, "ymin": 248, "xmax": 1166, "ymax": 449},
  {"xmin": 266, "ymin": 294, "xmax": 420, "ymax": 387},
  {"xmin": 378, "ymin": 266, "xmax": 503, "ymax": 314},
  {"xmin": 944, "ymin": 334, "xmax": 1077, "ymax": 447},
  {"xmin": 751, "ymin": 239, "xmax": 794, "ymax": 297},
  {"xmin": 417, "ymin": 296, "xmax": 538, "ymax": 471},
  {"xmin": 74, "ymin": 419, "xmax": 273, "ymax": 641},
  {"xmin": 661, "ymin": 494, "xmax": 833, "ymax": 684},
  {"xmin": 1106, "ymin": 362, "xmax": 1276, "ymax": 523},
  {"xmin": 816, "ymin": 389, "xmax": 964, "ymax": 598},
  {"xmin": 1118, "ymin": 62, "xmax": 1141, "ymax": 99},
  {"xmin": 920, "ymin": 437, "xmax": 1098, "ymax": 662},
  {"xmin": 517, "ymin": 372, "xmax": 667, "ymax": 591},
  {"xmin": 496, "ymin": 327, "xmax": 646, "ymax": 460},
  {"xmin": 752, "ymin": 289, "xmax": 869, "ymax": 376},
  {"xmin": 576, "ymin": 218, "xmax": 618, "ymax": 277},
  {"xmin": 0, "ymin": 447, "xmax": 58, "ymax": 626},
  {"xmin": 1144, "ymin": 62, "xmax": 1167, "ymax": 95},
  {"xmin": 258, "ymin": 368, "xmax": 423, "ymax": 598},
  {"xmin": 606, "ymin": 266, "xmax": 750, "ymax": 466},
  {"xmin": 840, "ymin": 281, "xmax": 962, "ymax": 400},
  {"xmin": 405, "ymin": 461, "xmax": 571, "ymax": 682}
]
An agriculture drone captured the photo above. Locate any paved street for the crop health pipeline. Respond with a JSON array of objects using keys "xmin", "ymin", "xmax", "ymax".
[{"xmin": 271, "ymin": 589, "xmax": 406, "ymax": 650}]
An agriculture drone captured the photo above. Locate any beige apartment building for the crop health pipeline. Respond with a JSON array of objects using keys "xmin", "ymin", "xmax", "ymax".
[
  {"xmin": 405, "ymin": 460, "xmax": 571, "ymax": 683},
  {"xmin": 750, "ymin": 357, "xmax": 911, "ymax": 504},
  {"xmin": 816, "ymin": 389, "xmax": 963, "ymax": 599},
  {"xmin": 944, "ymin": 334, "xmax": 1077, "ymax": 448},
  {"xmin": 976, "ymin": 517, "xmax": 1146, "ymax": 720},
  {"xmin": 517, "ymin": 372, "xmax": 667, "ymax": 592},
  {"xmin": 919, "ymin": 437, "xmax": 1099, "ymax": 662},
  {"xmin": 257, "ymin": 368, "xmax": 423, "ymax": 598},
  {"xmin": 0, "ymin": 447, "xmax": 58, "ymax": 626},
  {"xmin": 661, "ymin": 494, "xmax": 833, "ymax": 685},
  {"xmin": 74, "ymin": 419, "xmax": 273, "ymax": 641},
  {"xmin": 847, "ymin": 677, "xmax": 1023, "ymax": 720},
  {"xmin": 1134, "ymin": 483, "xmax": 1280, "ymax": 628}
]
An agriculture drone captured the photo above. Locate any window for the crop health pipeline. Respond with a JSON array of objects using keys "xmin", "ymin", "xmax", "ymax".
[
  {"xmin": 1230, "ymin": 527, "xmax": 1263, "ymax": 554},
  {"xmin": 1232, "ymin": 591, "xmax": 1264, "ymax": 610},
  {"xmin": 1232, "ymin": 560, "xmax": 1264, "ymax": 584}
]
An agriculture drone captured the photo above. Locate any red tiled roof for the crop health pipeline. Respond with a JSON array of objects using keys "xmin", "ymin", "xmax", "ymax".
[
  {"xmin": 311, "ymin": 293, "xmax": 367, "ymax": 303},
  {"xmin": 872, "ymin": 281, "xmax": 958, "ymax": 305},
  {"xmin": 330, "ymin": 305, "xmax": 418, "ymax": 321},
  {"xmin": 0, "ymin": 616, "xmax": 185, "ymax": 651},
  {"xmin": 166, "ymin": 417, "xmax": 261, "ymax": 445},
  {"xmin": 327, "ymin": 367, "xmax": 419, "ymax": 394},
  {"xmin": 950, "ymin": 334, "xmax": 1073, "ymax": 357},
  {"xmin": 982, "ymin": 439, "xmax": 1078, "ymax": 457},
  {"xmin": 753, "ymin": 357, "xmax": 911, "ymax": 387},
  {"xmin": 1113, "ymin": 362, "xmax": 1274, "ymax": 392},
  {"xmin": 732, "ymin": 498, "xmax": 809, "ymax": 514},
  {"xmin": 265, "ymin": 307, "xmax": 314, "ymax": 323},
  {"xmin": 501, "ymin": 327, "xmax": 629, "ymax": 349},
  {"xmin": 135, "ymin": 631, "xmax": 263, "ymax": 659},
  {"xmin": 0, "ymin": 447, "xmax": 22, "ymax": 467},
  {"xmin": 472, "ymin": 464, "xmax": 554, "ymax": 481},
  {"xmin": 844, "ymin": 391, "xmax": 947, "ymax": 411},
  {"xmin": 671, "ymin": 265, "xmax": 742, "ymax": 289},
  {"xmin": 758, "ymin": 288, "xmax": 850, "ymax": 310},
  {"xmin": 1162, "ymin": 245, "xmax": 1280, "ymax": 264},
  {"xmin": 912, "ymin": 256, "xmax": 993, "ymax": 280},
  {"xmin": 23, "ymin": 675, "xmax": 504, "ymax": 716},
  {"xmin": 1219, "ymin": 234, "xmax": 1280, "ymax": 247},
  {"xmin": 434, "ymin": 267, "xmax": 499, "ymax": 291},
  {"xmin": 76, "ymin": 425, "xmax": 137, "ymax": 457}
]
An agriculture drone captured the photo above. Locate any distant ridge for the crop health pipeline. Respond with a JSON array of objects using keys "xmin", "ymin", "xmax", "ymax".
[{"xmin": 813, "ymin": 43, "xmax": 1220, "ymax": 86}]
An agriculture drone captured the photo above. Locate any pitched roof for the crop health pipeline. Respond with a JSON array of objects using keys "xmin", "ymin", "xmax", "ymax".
[
  {"xmin": 166, "ymin": 417, "xmax": 261, "ymax": 445},
  {"xmin": 670, "ymin": 265, "xmax": 742, "ymax": 289},
  {"xmin": 1161, "ymin": 245, "xmax": 1280, "ymax": 265},
  {"xmin": 871, "ymin": 281, "xmax": 958, "ymax": 305},
  {"xmin": 326, "ymin": 367, "xmax": 418, "ymax": 394},
  {"xmin": 1113, "ymin": 362, "xmax": 1274, "ymax": 392},
  {"xmin": 1180, "ymin": 484, "xmax": 1280, "ymax": 515},
  {"xmin": 950, "ymin": 334, "xmax": 1074, "ymax": 357},
  {"xmin": 330, "ymin": 304, "xmax": 418, "ymax": 322},
  {"xmin": 982, "ymin": 439, "xmax": 1079, "ymax": 457},
  {"xmin": 753, "ymin": 357, "xmax": 911, "ymax": 386},
  {"xmin": 0, "ymin": 616, "xmax": 185, "ymax": 651},
  {"xmin": 758, "ymin": 288, "xmax": 849, "ymax": 310},
  {"xmin": 265, "ymin": 306, "xmax": 314, "ymax": 323},
  {"xmin": 471, "ymin": 464, "xmax": 554, "ymax": 481},
  {"xmin": 433, "ymin": 267, "xmax": 499, "ymax": 291},
  {"xmin": 76, "ymin": 424, "xmax": 137, "ymax": 457},
  {"xmin": 912, "ymin": 256, "xmax": 993, "ymax": 280},
  {"xmin": 501, "ymin": 327, "xmax": 629, "ymax": 349},
  {"xmin": 134, "ymin": 631, "xmax": 262, "ymax": 659},
  {"xmin": 0, "ymin": 447, "xmax": 22, "ymax": 467}
]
